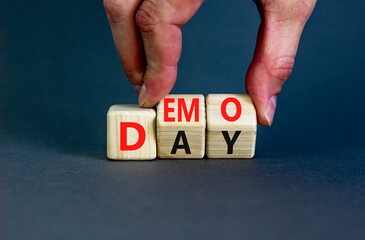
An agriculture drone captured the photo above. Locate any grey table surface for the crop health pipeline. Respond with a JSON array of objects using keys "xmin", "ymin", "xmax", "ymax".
[{"xmin": 1, "ymin": 0, "xmax": 364, "ymax": 239}]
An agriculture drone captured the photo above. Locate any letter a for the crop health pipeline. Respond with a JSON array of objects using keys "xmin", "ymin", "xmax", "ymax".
[{"xmin": 171, "ymin": 131, "xmax": 191, "ymax": 154}]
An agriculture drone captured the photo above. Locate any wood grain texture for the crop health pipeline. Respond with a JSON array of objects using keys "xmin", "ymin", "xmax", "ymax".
[
  {"xmin": 206, "ymin": 94, "xmax": 257, "ymax": 158},
  {"xmin": 107, "ymin": 105, "xmax": 156, "ymax": 160},
  {"xmin": 157, "ymin": 95, "xmax": 206, "ymax": 159}
]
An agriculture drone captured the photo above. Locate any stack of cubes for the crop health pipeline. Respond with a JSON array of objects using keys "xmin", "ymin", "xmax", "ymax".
[{"xmin": 107, "ymin": 94, "xmax": 257, "ymax": 160}]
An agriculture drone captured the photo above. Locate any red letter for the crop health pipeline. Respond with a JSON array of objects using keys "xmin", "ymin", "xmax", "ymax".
[
  {"xmin": 164, "ymin": 98, "xmax": 175, "ymax": 122},
  {"xmin": 221, "ymin": 97, "xmax": 242, "ymax": 122},
  {"xmin": 120, "ymin": 122, "xmax": 146, "ymax": 151},
  {"xmin": 178, "ymin": 98, "xmax": 199, "ymax": 122}
]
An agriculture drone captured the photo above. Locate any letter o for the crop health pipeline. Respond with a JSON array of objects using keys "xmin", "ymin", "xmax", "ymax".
[{"xmin": 221, "ymin": 97, "xmax": 242, "ymax": 122}]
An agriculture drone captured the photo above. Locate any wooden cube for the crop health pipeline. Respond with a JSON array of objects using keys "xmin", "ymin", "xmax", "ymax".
[
  {"xmin": 206, "ymin": 94, "xmax": 257, "ymax": 158},
  {"xmin": 156, "ymin": 94, "xmax": 206, "ymax": 159},
  {"xmin": 107, "ymin": 105, "xmax": 156, "ymax": 160}
]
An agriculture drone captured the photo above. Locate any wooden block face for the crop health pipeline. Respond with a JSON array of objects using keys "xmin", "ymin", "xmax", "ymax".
[
  {"xmin": 157, "ymin": 94, "xmax": 206, "ymax": 159},
  {"xmin": 206, "ymin": 94, "xmax": 257, "ymax": 158},
  {"xmin": 107, "ymin": 105, "xmax": 156, "ymax": 160}
]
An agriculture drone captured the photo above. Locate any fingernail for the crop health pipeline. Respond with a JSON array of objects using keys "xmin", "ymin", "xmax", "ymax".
[
  {"xmin": 138, "ymin": 84, "xmax": 147, "ymax": 107},
  {"xmin": 264, "ymin": 95, "xmax": 277, "ymax": 126},
  {"xmin": 133, "ymin": 84, "xmax": 142, "ymax": 94}
]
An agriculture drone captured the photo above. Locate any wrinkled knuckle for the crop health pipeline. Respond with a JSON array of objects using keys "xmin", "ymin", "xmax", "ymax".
[
  {"xmin": 193, "ymin": 0, "xmax": 205, "ymax": 5},
  {"xmin": 104, "ymin": 0, "xmax": 130, "ymax": 24},
  {"xmin": 136, "ymin": 0, "xmax": 160, "ymax": 32},
  {"xmin": 269, "ymin": 57, "xmax": 295, "ymax": 84},
  {"xmin": 296, "ymin": 1, "xmax": 314, "ymax": 20},
  {"xmin": 265, "ymin": 0, "xmax": 314, "ymax": 23},
  {"xmin": 289, "ymin": 0, "xmax": 315, "ymax": 22}
]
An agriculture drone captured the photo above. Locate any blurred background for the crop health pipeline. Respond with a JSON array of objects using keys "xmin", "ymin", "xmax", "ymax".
[{"xmin": 0, "ymin": 0, "xmax": 364, "ymax": 239}]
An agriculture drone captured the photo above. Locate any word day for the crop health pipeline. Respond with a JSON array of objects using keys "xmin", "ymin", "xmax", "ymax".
[{"xmin": 107, "ymin": 94, "xmax": 257, "ymax": 160}]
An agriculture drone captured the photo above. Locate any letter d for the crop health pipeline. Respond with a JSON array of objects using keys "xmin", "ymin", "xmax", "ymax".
[{"xmin": 120, "ymin": 122, "xmax": 146, "ymax": 151}]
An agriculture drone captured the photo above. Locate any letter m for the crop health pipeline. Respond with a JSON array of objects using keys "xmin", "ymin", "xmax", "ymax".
[{"xmin": 178, "ymin": 98, "xmax": 199, "ymax": 122}]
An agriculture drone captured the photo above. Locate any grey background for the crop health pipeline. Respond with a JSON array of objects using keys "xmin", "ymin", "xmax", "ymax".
[{"xmin": 1, "ymin": 0, "xmax": 364, "ymax": 239}]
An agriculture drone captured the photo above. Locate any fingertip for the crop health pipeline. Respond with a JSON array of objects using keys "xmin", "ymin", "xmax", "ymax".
[
  {"xmin": 133, "ymin": 84, "xmax": 142, "ymax": 94},
  {"xmin": 263, "ymin": 95, "xmax": 277, "ymax": 126},
  {"xmin": 246, "ymin": 63, "xmax": 278, "ymax": 127},
  {"xmin": 249, "ymin": 89, "xmax": 277, "ymax": 126},
  {"xmin": 252, "ymin": 100, "xmax": 276, "ymax": 127},
  {"xmin": 138, "ymin": 64, "xmax": 177, "ymax": 108},
  {"xmin": 253, "ymin": 98, "xmax": 274, "ymax": 127},
  {"xmin": 138, "ymin": 84, "xmax": 155, "ymax": 108}
]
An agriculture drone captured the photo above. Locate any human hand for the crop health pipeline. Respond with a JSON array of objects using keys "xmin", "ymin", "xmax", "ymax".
[{"xmin": 104, "ymin": 0, "xmax": 317, "ymax": 126}]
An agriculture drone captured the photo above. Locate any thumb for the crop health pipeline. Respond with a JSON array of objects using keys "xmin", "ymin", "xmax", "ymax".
[{"xmin": 246, "ymin": 0, "xmax": 316, "ymax": 126}]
